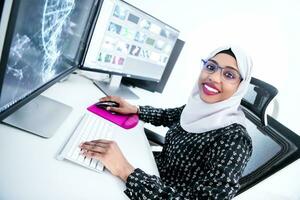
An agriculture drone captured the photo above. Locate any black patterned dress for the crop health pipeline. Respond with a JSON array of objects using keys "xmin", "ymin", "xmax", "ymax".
[{"xmin": 124, "ymin": 106, "xmax": 252, "ymax": 200}]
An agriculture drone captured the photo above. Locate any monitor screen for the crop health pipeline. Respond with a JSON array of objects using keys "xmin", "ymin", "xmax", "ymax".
[
  {"xmin": 0, "ymin": 0, "xmax": 98, "ymax": 118},
  {"xmin": 84, "ymin": 0, "xmax": 180, "ymax": 82},
  {"xmin": 0, "ymin": 0, "xmax": 100, "ymax": 137}
]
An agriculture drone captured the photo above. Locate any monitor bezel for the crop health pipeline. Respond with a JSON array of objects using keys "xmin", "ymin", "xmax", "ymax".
[
  {"xmin": 0, "ymin": 1, "xmax": 4, "ymax": 21},
  {"xmin": 0, "ymin": 0, "xmax": 102, "ymax": 121},
  {"xmin": 79, "ymin": 0, "xmax": 180, "ymax": 83}
]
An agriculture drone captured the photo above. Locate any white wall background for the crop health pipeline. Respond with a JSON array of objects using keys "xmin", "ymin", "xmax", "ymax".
[{"xmin": 125, "ymin": 0, "xmax": 300, "ymax": 134}]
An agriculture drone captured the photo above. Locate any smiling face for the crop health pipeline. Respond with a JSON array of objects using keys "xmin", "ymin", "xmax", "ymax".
[{"xmin": 199, "ymin": 53, "xmax": 241, "ymax": 103}]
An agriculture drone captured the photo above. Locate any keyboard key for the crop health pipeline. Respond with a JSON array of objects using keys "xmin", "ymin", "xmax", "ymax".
[
  {"xmin": 90, "ymin": 159, "xmax": 98, "ymax": 169},
  {"xmin": 96, "ymin": 162, "xmax": 104, "ymax": 171},
  {"xmin": 84, "ymin": 157, "xmax": 92, "ymax": 166}
]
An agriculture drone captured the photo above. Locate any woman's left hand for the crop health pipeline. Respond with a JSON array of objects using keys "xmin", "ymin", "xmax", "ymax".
[{"xmin": 80, "ymin": 140, "xmax": 134, "ymax": 181}]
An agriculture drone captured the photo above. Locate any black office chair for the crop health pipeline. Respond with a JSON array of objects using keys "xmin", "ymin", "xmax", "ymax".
[{"xmin": 144, "ymin": 77, "xmax": 300, "ymax": 195}]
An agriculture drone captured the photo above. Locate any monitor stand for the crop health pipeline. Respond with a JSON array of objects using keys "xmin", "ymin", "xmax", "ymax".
[
  {"xmin": 2, "ymin": 95, "xmax": 72, "ymax": 138},
  {"xmin": 93, "ymin": 75, "xmax": 139, "ymax": 99}
]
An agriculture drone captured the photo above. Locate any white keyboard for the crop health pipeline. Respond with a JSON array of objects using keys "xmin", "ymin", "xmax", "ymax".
[{"xmin": 57, "ymin": 112, "xmax": 115, "ymax": 172}]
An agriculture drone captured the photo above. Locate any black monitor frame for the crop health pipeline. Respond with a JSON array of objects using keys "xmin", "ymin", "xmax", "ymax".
[
  {"xmin": 0, "ymin": 1, "xmax": 4, "ymax": 21},
  {"xmin": 0, "ymin": 0, "xmax": 102, "ymax": 121}
]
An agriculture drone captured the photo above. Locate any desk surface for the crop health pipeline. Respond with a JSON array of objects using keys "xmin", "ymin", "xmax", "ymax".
[{"xmin": 0, "ymin": 73, "xmax": 159, "ymax": 200}]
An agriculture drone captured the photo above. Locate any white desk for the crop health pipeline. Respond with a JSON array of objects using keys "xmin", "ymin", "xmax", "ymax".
[{"xmin": 0, "ymin": 73, "xmax": 159, "ymax": 200}]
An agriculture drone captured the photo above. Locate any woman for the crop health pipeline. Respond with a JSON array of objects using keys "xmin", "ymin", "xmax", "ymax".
[{"xmin": 80, "ymin": 45, "xmax": 253, "ymax": 199}]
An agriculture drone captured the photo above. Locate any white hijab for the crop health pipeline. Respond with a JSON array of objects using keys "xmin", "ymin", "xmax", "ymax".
[{"xmin": 180, "ymin": 45, "xmax": 253, "ymax": 133}]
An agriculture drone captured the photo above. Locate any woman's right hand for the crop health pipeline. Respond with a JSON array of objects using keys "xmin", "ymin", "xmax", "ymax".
[{"xmin": 99, "ymin": 95, "xmax": 138, "ymax": 115}]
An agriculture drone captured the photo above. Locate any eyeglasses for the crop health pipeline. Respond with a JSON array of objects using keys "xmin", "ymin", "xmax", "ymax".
[{"xmin": 201, "ymin": 59, "xmax": 243, "ymax": 84}]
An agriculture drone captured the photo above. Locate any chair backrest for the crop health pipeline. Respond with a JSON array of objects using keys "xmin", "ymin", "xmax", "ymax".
[
  {"xmin": 237, "ymin": 77, "xmax": 300, "ymax": 195},
  {"xmin": 241, "ymin": 77, "xmax": 278, "ymax": 126}
]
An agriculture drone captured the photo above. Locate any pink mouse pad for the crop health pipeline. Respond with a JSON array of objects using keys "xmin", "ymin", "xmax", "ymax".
[{"xmin": 87, "ymin": 104, "xmax": 139, "ymax": 129}]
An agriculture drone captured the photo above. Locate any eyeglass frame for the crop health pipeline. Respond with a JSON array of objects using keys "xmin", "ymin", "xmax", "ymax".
[{"xmin": 201, "ymin": 59, "xmax": 243, "ymax": 83}]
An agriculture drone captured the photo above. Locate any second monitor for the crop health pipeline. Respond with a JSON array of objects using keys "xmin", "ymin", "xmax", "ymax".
[{"xmin": 82, "ymin": 0, "xmax": 180, "ymax": 99}]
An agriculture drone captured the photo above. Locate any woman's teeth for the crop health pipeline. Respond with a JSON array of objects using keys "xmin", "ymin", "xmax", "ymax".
[{"xmin": 204, "ymin": 84, "xmax": 219, "ymax": 93}]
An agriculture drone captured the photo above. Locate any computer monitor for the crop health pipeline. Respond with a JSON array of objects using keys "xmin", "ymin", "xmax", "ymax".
[
  {"xmin": 0, "ymin": 0, "xmax": 101, "ymax": 138},
  {"xmin": 121, "ymin": 38, "xmax": 185, "ymax": 93},
  {"xmin": 82, "ymin": 0, "xmax": 180, "ymax": 99}
]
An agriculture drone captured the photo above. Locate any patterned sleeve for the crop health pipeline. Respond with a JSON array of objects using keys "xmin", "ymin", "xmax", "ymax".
[
  {"xmin": 124, "ymin": 129, "xmax": 252, "ymax": 200},
  {"xmin": 138, "ymin": 105, "xmax": 185, "ymax": 127}
]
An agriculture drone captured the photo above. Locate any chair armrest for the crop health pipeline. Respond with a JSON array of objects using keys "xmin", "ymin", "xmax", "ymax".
[{"xmin": 144, "ymin": 128, "xmax": 165, "ymax": 146}]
